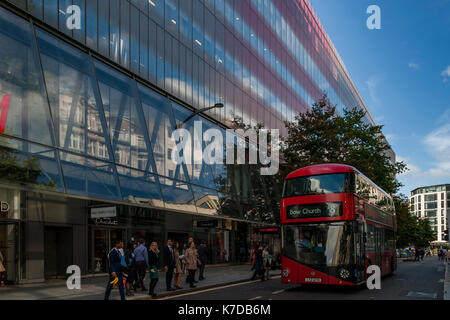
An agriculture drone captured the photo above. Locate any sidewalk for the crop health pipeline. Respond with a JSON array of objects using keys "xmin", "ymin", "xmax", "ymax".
[
  {"xmin": 444, "ymin": 262, "xmax": 450, "ymax": 300},
  {"xmin": 0, "ymin": 264, "xmax": 280, "ymax": 300}
]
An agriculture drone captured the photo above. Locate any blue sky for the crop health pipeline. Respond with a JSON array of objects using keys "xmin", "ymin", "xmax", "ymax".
[{"xmin": 308, "ymin": 0, "xmax": 450, "ymax": 196}]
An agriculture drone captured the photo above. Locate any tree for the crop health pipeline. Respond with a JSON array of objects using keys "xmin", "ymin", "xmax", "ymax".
[
  {"xmin": 282, "ymin": 94, "xmax": 406, "ymax": 195},
  {"xmin": 395, "ymin": 194, "xmax": 436, "ymax": 248}
]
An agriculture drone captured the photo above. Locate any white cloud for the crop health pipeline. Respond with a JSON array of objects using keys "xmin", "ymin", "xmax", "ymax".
[
  {"xmin": 423, "ymin": 123, "xmax": 450, "ymax": 177},
  {"xmin": 441, "ymin": 65, "xmax": 450, "ymax": 82},
  {"xmin": 397, "ymin": 156, "xmax": 421, "ymax": 176},
  {"xmin": 365, "ymin": 75, "xmax": 382, "ymax": 108},
  {"xmin": 408, "ymin": 62, "xmax": 420, "ymax": 70}
]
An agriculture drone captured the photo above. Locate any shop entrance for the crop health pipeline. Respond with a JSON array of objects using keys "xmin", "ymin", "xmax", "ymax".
[
  {"xmin": 89, "ymin": 227, "xmax": 126, "ymax": 273},
  {"xmin": 0, "ymin": 221, "xmax": 18, "ymax": 284},
  {"xmin": 44, "ymin": 226, "xmax": 73, "ymax": 279}
]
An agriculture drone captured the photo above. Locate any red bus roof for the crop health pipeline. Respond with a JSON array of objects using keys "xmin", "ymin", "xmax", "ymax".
[{"xmin": 286, "ymin": 163, "xmax": 356, "ymax": 180}]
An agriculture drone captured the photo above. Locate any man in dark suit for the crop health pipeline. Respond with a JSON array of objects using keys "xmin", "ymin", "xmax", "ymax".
[
  {"xmin": 104, "ymin": 240, "xmax": 126, "ymax": 300},
  {"xmin": 197, "ymin": 240, "xmax": 209, "ymax": 281},
  {"xmin": 163, "ymin": 239, "xmax": 175, "ymax": 291}
]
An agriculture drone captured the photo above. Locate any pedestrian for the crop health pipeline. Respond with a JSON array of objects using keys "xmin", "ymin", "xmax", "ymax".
[
  {"xmin": 414, "ymin": 247, "xmax": 420, "ymax": 261},
  {"xmin": 438, "ymin": 249, "xmax": 443, "ymax": 261},
  {"xmin": 249, "ymin": 246, "xmax": 255, "ymax": 266},
  {"xmin": 0, "ymin": 251, "xmax": 6, "ymax": 287},
  {"xmin": 124, "ymin": 241, "xmax": 137, "ymax": 296},
  {"xmin": 197, "ymin": 240, "xmax": 208, "ymax": 281},
  {"xmin": 446, "ymin": 250, "xmax": 450, "ymax": 263},
  {"xmin": 442, "ymin": 249, "xmax": 448, "ymax": 262},
  {"xmin": 173, "ymin": 241, "xmax": 183, "ymax": 289},
  {"xmin": 104, "ymin": 240, "xmax": 126, "ymax": 301},
  {"xmin": 183, "ymin": 241, "xmax": 199, "ymax": 288},
  {"xmin": 251, "ymin": 244, "xmax": 264, "ymax": 281},
  {"xmin": 148, "ymin": 242, "xmax": 160, "ymax": 298},
  {"xmin": 133, "ymin": 239, "xmax": 148, "ymax": 291},
  {"xmin": 420, "ymin": 248, "xmax": 425, "ymax": 261},
  {"xmin": 262, "ymin": 245, "xmax": 272, "ymax": 280},
  {"xmin": 163, "ymin": 239, "xmax": 176, "ymax": 291}
]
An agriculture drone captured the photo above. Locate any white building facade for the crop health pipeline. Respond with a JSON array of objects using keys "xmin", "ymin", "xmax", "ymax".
[{"xmin": 410, "ymin": 184, "xmax": 450, "ymax": 244}]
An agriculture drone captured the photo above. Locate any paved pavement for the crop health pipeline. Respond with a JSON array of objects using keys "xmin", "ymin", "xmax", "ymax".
[
  {"xmin": 0, "ymin": 264, "xmax": 280, "ymax": 300},
  {"xmin": 169, "ymin": 257, "xmax": 446, "ymax": 300}
]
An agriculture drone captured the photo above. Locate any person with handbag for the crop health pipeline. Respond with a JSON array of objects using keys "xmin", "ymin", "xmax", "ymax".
[
  {"xmin": 173, "ymin": 241, "xmax": 183, "ymax": 289},
  {"xmin": 148, "ymin": 242, "xmax": 160, "ymax": 298},
  {"xmin": 183, "ymin": 241, "xmax": 199, "ymax": 288},
  {"xmin": 104, "ymin": 240, "xmax": 126, "ymax": 300},
  {"xmin": 0, "ymin": 251, "xmax": 6, "ymax": 287}
]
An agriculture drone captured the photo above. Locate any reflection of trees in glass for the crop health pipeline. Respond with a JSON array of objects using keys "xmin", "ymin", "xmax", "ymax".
[
  {"xmin": 222, "ymin": 116, "xmax": 280, "ymax": 224},
  {"xmin": 0, "ymin": 144, "xmax": 56, "ymax": 189}
]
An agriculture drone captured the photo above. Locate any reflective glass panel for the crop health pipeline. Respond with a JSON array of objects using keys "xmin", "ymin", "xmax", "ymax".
[
  {"xmin": 159, "ymin": 177, "xmax": 197, "ymax": 214},
  {"xmin": 59, "ymin": 151, "xmax": 121, "ymax": 201},
  {"xmin": 0, "ymin": 135, "xmax": 64, "ymax": 192},
  {"xmin": 36, "ymin": 28, "xmax": 113, "ymax": 161},
  {"xmin": 94, "ymin": 60, "xmax": 155, "ymax": 173},
  {"xmin": 0, "ymin": 8, "xmax": 54, "ymax": 146},
  {"xmin": 116, "ymin": 165, "xmax": 164, "ymax": 206},
  {"xmin": 138, "ymin": 83, "xmax": 189, "ymax": 181}
]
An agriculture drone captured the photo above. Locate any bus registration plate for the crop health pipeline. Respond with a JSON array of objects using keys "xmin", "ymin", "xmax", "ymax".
[{"xmin": 304, "ymin": 278, "xmax": 322, "ymax": 283}]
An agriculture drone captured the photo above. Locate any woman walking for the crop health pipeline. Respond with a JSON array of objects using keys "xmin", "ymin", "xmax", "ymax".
[
  {"xmin": 262, "ymin": 245, "xmax": 272, "ymax": 281},
  {"xmin": 148, "ymin": 242, "xmax": 160, "ymax": 298},
  {"xmin": 124, "ymin": 241, "xmax": 137, "ymax": 296},
  {"xmin": 173, "ymin": 242, "xmax": 184, "ymax": 289},
  {"xmin": 183, "ymin": 241, "xmax": 199, "ymax": 288}
]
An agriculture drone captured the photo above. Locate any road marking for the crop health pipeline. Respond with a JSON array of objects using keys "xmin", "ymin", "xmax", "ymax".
[
  {"xmin": 406, "ymin": 291, "xmax": 437, "ymax": 299},
  {"xmin": 272, "ymin": 289, "xmax": 285, "ymax": 295},
  {"xmin": 249, "ymin": 296, "xmax": 263, "ymax": 300},
  {"xmin": 158, "ymin": 275, "xmax": 281, "ymax": 300}
]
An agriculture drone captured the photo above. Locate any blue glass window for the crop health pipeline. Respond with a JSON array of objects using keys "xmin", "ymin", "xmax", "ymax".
[
  {"xmin": 0, "ymin": 135, "xmax": 64, "ymax": 192},
  {"xmin": 159, "ymin": 177, "xmax": 197, "ymax": 214},
  {"xmin": 94, "ymin": 60, "xmax": 156, "ymax": 173},
  {"xmin": 0, "ymin": 8, "xmax": 55, "ymax": 146},
  {"xmin": 36, "ymin": 28, "xmax": 113, "ymax": 161},
  {"xmin": 138, "ymin": 83, "xmax": 189, "ymax": 182},
  {"xmin": 59, "ymin": 151, "xmax": 121, "ymax": 201},
  {"xmin": 116, "ymin": 166, "xmax": 163, "ymax": 204}
]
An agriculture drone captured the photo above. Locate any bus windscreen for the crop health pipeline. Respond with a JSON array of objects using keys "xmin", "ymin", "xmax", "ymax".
[{"xmin": 283, "ymin": 173, "xmax": 353, "ymax": 198}]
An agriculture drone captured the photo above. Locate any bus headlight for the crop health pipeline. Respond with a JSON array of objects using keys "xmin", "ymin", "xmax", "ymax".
[{"xmin": 283, "ymin": 269, "xmax": 290, "ymax": 278}]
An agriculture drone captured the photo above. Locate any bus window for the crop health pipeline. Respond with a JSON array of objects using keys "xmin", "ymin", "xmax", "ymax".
[{"xmin": 283, "ymin": 173, "xmax": 353, "ymax": 198}]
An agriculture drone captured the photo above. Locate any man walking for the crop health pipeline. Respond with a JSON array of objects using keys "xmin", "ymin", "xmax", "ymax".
[
  {"xmin": 164, "ymin": 239, "xmax": 176, "ymax": 291},
  {"xmin": 104, "ymin": 240, "xmax": 126, "ymax": 300},
  {"xmin": 197, "ymin": 240, "xmax": 209, "ymax": 281},
  {"xmin": 133, "ymin": 239, "xmax": 148, "ymax": 291}
]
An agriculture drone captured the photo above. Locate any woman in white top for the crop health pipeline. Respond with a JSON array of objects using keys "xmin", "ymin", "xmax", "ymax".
[{"xmin": 262, "ymin": 245, "xmax": 272, "ymax": 281}]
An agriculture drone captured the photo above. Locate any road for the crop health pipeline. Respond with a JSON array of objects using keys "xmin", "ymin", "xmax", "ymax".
[{"xmin": 165, "ymin": 257, "xmax": 446, "ymax": 300}]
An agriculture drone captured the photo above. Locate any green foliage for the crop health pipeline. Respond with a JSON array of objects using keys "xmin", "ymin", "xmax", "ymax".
[
  {"xmin": 395, "ymin": 194, "xmax": 436, "ymax": 248},
  {"xmin": 282, "ymin": 94, "xmax": 406, "ymax": 195}
]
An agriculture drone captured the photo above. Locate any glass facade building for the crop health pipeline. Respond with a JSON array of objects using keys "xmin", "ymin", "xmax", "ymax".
[{"xmin": 0, "ymin": 0, "xmax": 380, "ymax": 283}]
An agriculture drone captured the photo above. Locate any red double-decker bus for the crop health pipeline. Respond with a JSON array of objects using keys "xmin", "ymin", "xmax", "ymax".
[{"xmin": 281, "ymin": 164, "xmax": 396, "ymax": 286}]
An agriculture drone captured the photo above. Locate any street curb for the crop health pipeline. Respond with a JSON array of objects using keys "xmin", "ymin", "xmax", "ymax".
[
  {"xmin": 444, "ymin": 263, "xmax": 450, "ymax": 300},
  {"xmin": 130, "ymin": 272, "xmax": 281, "ymax": 301}
]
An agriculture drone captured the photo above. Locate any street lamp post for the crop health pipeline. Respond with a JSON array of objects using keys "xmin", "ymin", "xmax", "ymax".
[{"xmin": 176, "ymin": 103, "xmax": 224, "ymax": 129}]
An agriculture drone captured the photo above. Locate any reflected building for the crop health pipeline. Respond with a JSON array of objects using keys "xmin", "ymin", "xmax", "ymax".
[{"xmin": 0, "ymin": 0, "xmax": 379, "ymax": 283}]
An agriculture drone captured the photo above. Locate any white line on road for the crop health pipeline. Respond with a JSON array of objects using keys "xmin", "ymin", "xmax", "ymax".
[
  {"xmin": 158, "ymin": 275, "xmax": 281, "ymax": 300},
  {"xmin": 272, "ymin": 289, "xmax": 285, "ymax": 295},
  {"xmin": 249, "ymin": 296, "xmax": 263, "ymax": 300}
]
